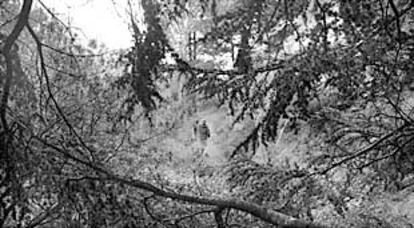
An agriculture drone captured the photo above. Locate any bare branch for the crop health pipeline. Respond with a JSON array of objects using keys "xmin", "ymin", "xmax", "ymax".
[
  {"xmin": 0, "ymin": 0, "xmax": 33, "ymax": 133},
  {"xmin": 388, "ymin": 0, "xmax": 402, "ymax": 39},
  {"xmin": 26, "ymin": 24, "xmax": 95, "ymax": 161},
  {"xmin": 25, "ymin": 203, "xmax": 63, "ymax": 228},
  {"xmin": 33, "ymin": 135, "xmax": 329, "ymax": 228},
  {"xmin": 318, "ymin": 123, "xmax": 410, "ymax": 175},
  {"xmin": 161, "ymin": 60, "xmax": 286, "ymax": 79},
  {"xmin": 42, "ymin": 42, "xmax": 119, "ymax": 58},
  {"xmin": 1, "ymin": 0, "xmax": 32, "ymax": 54}
]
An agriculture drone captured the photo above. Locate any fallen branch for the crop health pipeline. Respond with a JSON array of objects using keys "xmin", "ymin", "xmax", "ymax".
[{"xmin": 34, "ymin": 135, "xmax": 329, "ymax": 228}]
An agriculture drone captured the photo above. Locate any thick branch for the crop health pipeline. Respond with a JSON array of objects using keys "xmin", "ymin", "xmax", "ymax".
[
  {"xmin": 0, "ymin": 0, "xmax": 33, "ymax": 132},
  {"xmin": 103, "ymin": 177, "xmax": 328, "ymax": 228},
  {"xmin": 161, "ymin": 60, "xmax": 285, "ymax": 78},
  {"xmin": 34, "ymin": 136, "xmax": 328, "ymax": 228},
  {"xmin": 1, "ymin": 0, "xmax": 32, "ymax": 54}
]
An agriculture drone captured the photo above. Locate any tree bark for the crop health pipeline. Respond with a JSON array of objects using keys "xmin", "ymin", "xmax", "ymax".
[{"xmin": 0, "ymin": 0, "xmax": 33, "ymax": 133}]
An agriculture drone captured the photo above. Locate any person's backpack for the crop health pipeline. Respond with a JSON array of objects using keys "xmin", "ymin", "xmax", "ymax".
[{"xmin": 199, "ymin": 123, "xmax": 210, "ymax": 141}]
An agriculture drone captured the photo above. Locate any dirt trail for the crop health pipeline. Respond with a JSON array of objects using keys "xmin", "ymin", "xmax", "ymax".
[{"xmin": 167, "ymin": 104, "xmax": 258, "ymax": 168}]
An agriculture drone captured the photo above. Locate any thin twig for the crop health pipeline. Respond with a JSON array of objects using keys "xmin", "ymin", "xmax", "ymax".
[
  {"xmin": 43, "ymin": 42, "xmax": 120, "ymax": 58},
  {"xmin": 318, "ymin": 123, "xmax": 409, "ymax": 175},
  {"xmin": 26, "ymin": 24, "xmax": 95, "ymax": 160},
  {"xmin": 169, "ymin": 208, "xmax": 215, "ymax": 224}
]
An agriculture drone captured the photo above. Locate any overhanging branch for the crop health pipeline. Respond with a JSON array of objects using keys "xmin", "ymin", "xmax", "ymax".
[{"xmin": 161, "ymin": 60, "xmax": 286, "ymax": 78}]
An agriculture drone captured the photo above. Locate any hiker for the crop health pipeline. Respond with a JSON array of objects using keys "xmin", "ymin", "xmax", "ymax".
[{"xmin": 198, "ymin": 119, "xmax": 210, "ymax": 149}]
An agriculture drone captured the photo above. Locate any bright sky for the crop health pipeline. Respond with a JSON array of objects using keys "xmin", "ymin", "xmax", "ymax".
[{"xmin": 40, "ymin": 0, "xmax": 133, "ymax": 49}]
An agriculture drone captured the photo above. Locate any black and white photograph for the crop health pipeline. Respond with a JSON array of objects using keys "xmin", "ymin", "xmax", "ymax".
[{"xmin": 1, "ymin": 0, "xmax": 414, "ymax": 227}]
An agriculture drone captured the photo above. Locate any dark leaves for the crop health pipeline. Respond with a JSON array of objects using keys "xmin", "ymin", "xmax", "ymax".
[{"xmin": 115, "ymin": 0, "xmax": 170, "ymax": 121}]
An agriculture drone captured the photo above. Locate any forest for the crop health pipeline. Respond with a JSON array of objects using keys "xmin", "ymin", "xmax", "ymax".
[{"xmin": 1, "ymin": 0, "xmax": 414, "ymax": 227}]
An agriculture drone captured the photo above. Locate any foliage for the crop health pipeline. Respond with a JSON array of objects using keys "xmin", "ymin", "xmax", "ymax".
[
  {"xmin": 1, "ymin": 0, "xmax": 414, "ymax": 228},
  {"xmin": 223, "ymin": 159, "xmax": 318, "ymax": 218},
  {"xmin": 115, "ymin": 0, "xmax": 170, "ymax": 121},
  {"xmin": 181, "ymin": 0, "xmax": 414, "ymax": 181}
]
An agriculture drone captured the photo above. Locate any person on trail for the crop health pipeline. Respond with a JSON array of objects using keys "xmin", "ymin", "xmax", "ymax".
[
  {"xmin": 191, "ymin": 119, "xmax": 210, "ymax": 173},
  {"xmin": 191, "ymin": 119, "xmax": 211, "ymax": 165},
  {"xmin": 198, "ymin": 119, "xmax": 210, "ymax": 148}
]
